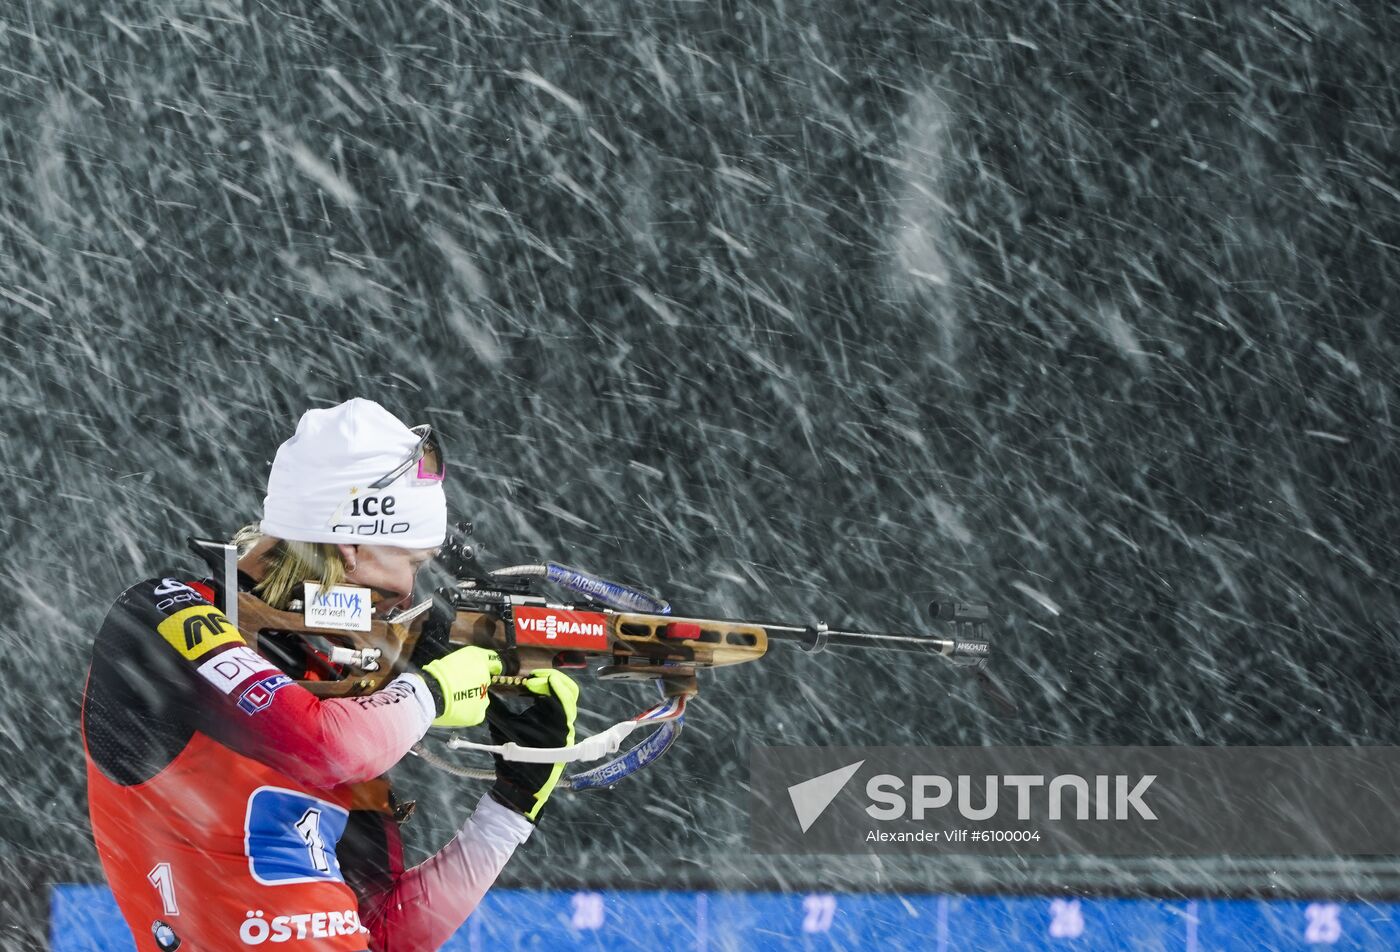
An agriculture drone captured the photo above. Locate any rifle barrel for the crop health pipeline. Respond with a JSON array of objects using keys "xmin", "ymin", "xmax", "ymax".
[{"xmin": 760, "ymin": 623, "xmax": 990, "ymax": 665}]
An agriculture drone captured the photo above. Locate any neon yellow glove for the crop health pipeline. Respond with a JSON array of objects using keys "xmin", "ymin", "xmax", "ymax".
[
  {"xmin": 422, "ymin": 646, "xmax": 502, "ymax": 728},
  {"xmin": 487, "ymin": 669, "xmax": 579, "ymax": 822}
]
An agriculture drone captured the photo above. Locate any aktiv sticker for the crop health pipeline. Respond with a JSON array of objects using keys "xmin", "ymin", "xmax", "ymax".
[{"xmin": 303, "ymin": 583, "xmax": 373, "ymax": 632}]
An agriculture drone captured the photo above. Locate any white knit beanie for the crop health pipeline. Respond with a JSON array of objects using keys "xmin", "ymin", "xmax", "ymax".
[{"xmin": 260, "ymin": 398, "xmax": 447, "ymax": 548}]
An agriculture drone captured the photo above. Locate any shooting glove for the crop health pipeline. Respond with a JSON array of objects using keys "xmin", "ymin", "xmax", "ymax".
[
  {"xmin": 421, "ymin": 646, "xmax": 502, "ymax": 728},
  {"xmin": 488, "ymin": 669, "xmax": 578, "ymax": 823}
]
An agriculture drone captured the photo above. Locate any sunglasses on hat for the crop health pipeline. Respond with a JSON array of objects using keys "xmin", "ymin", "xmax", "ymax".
[{"xmin": 370, "ymin": 424, "xmax": 446, "ymax": 489}]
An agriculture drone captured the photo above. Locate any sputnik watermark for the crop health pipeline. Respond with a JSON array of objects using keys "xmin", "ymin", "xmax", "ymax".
[
  {"xmin": 864, "ymin": 772, "xmax": 1156, "ymax": 821},
  {"xmin": 785, "ymin": 764, "xmax": 1154, "ymax": 846},
  {"xmin": 752, "ymin": 747, "xmax": 1400, "ymax": 856},
  {"xmin": 786, "ymin": 761, "xmax": 863, "ymax": 833}
]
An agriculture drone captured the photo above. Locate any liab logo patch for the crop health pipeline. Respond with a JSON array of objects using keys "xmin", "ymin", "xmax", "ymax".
[{"xmin": 238, "ymin": 674, "xmax": 294, "ymax": 714}]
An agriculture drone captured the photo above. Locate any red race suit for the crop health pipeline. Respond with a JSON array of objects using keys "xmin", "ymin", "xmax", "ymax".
[{"xmin": 82, "ymin": 577, "xmax": 533, "ymax": 951}]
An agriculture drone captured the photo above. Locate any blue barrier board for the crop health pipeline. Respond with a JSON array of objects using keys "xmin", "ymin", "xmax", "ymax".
[{"xmin": 50, "ymin": 884, "xmax": 1400, "ymax": 950}]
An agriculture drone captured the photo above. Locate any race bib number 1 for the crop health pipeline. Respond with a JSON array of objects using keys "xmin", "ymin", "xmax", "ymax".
[{"xmin": 245, "ymin": 788, "xmax": 348, "ymax": 885}]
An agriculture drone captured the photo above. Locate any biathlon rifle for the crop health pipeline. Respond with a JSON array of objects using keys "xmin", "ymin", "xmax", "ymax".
[{"xmin": 190, "ymin": 525, "xmax": 999, "ymax": 790}]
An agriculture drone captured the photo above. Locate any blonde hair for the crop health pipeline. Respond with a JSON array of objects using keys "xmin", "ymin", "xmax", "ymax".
[{"xmin": 233, "ymin": 524, "xmax": 347, "ymax": 610}]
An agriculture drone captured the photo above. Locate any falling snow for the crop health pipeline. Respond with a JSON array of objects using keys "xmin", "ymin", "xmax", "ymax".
[{"xmin": 3, "ymin": 0, "xmax": 1399, "ymax": 945}]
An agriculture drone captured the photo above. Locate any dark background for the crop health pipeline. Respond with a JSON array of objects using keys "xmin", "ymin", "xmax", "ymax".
[{"xmin": 2, "ymin": 0, "xmax": 1398, "ymax": 944}]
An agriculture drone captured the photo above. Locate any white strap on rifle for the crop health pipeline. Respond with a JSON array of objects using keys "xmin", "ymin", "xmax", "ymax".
[{"xmin": 446, "ymin": 695, "xmax": 687, "ymax": 764}]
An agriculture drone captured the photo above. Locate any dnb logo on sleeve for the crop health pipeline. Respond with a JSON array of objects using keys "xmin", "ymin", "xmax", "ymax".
[
  {"xmin": 198, "ymin": 646, "xmax": 279, "ymax": 694},
  {"xmin": 194, "ymin": 645, "xmax": 293, "ymax": 713},
  {"xmin": 245, "ymin": 788, "xmax": 349, "ymax": 885}
]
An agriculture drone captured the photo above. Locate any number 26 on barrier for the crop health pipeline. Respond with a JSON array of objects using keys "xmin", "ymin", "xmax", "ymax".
[{"xmin": 1048, "ymin": 898, "xmax": 1084, "ymax": 939}]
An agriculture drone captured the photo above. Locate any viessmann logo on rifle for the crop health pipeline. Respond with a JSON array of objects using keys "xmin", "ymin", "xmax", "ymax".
[{"xmin": 512, "ymin": 606, "xmax": 608, "ymax": 650}]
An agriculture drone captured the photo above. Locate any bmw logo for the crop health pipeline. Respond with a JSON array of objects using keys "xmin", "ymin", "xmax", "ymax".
[{"xmin": 152, "ymin": 920, "xmax": 181, "ymax": 950}]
